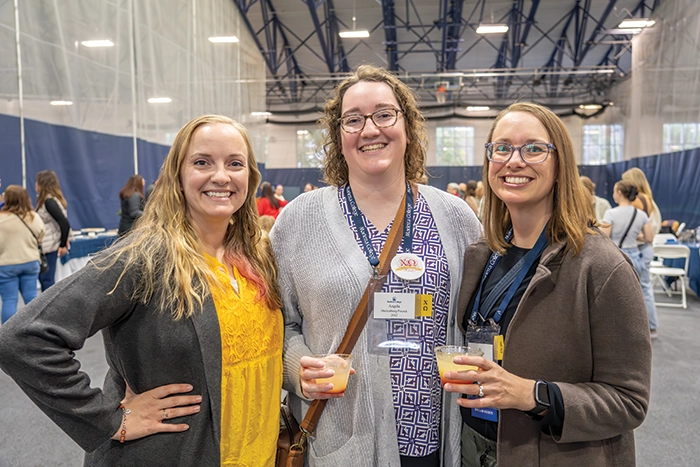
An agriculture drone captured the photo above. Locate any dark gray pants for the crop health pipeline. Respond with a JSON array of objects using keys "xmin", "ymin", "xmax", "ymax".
[{"xmin": 461, "ymin": 423, "xmax": 497, "ymax": 467}]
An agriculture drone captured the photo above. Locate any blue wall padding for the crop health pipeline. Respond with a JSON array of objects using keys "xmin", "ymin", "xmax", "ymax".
[{"xmin": 2, "ymin": 114, "xmax": 699, "ymax": 230}]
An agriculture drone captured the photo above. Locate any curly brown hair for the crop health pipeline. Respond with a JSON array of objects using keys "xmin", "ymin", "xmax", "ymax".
[{"xmin": 319, "ymin": 64, "xmax": 428, "ymax": 186}]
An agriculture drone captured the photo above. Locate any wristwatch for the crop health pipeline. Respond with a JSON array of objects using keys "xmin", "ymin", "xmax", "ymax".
[{"xmin": 526, "ymin": 380, "xmax": 550, "ymax": 417}]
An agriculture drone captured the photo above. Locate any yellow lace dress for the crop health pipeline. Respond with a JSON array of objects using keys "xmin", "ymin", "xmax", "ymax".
[{"xmin": 204, "ymin": 254, "xmax": 283, "ymax": 467}]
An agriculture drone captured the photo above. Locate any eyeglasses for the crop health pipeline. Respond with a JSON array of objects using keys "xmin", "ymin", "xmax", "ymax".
[
  {"xmin": 339, "ymin": 108, "xmax": 402, "ymax": 133},
  {"xmin": 484, "ymin": 142, "xmax": 556, "ymax": 164}
]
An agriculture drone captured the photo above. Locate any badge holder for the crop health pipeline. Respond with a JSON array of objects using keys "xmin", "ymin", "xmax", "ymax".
[{"xmin": 465, "ymin": 319, "xmax": 503, "ymax": 422}]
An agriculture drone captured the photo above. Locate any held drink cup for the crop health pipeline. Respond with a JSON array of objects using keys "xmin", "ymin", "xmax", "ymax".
[
  {"xmin": 435, "ymin": 345, "xmax": 483, "ymax": 385},
  {"xmin": 314, "ymin": 354, "xmax": 354, "ymax": 394}
]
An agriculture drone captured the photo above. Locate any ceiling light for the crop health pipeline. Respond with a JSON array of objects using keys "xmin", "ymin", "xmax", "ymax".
[
  {"xmin": 50, "ymin": 100, "xmax": 73, "ymax": 106},
  {"xmin": 251, "ymin": 111, "xmax": 272, "ymax": 117},
  {"xmin": 579, "ymin": 104, "xmax": 602, "ymax": 110},
  {"xmin": 339, "ymin": 30, "xmax": 370, "ymax": 38},
  {"xmin": 81, "ymin": 40, "xmax": 114, "ymax": 48},
  {"xmin": 476, "ymin": 24, "xmax": 509, "ymax": 34},
  {"xmin": 147, "ymin": 97, "xmax": 172, "ymax": 104},
  {"xmin": 618, "ymin": 19, "xmax": 655, "ymax": 29},
  {"xmin": 297, "ymin": 130, "xmax": 309, "ymax": 135},
  {"xmin": 466, "ymin": 106, "xmax": 490, "ymax": 111},
  {"xmin": 208, "ymin": 36, "xmax": 239, "ymax": 43},
  {"xmin": 595, "ymin": 68, "xmax": 615, "ymax": 74}
]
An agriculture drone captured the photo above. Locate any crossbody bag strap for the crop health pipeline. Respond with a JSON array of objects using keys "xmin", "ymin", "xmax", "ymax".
[
  {"xmin": 297, "ymin": 183, "xmax": 415, "ymax": 436},
  {"xmin": 618, "ymin": 208, "xmax": 638, "ymax": 248},
  {"xmin": 14, "ymin": 213, "xmax": 41, "ymax": 249}
]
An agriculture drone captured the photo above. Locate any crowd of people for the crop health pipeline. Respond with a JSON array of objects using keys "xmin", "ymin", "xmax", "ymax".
[{"xmin": 0, "ymin": 64, "xmax": 664, "ymax": 466}]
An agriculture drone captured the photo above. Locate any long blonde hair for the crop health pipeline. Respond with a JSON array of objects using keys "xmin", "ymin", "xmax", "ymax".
[
  {"xmin": 482, "ymin": 102, "xmax": 596, "ymax": 255},
  {"xmin": 621, "ymin": 167, "xmax": 656, "ymax": 213},
  {"xmin": 319, "ymin": 64, "xmax": 428, "ymax": 186},
  {"xmin": 99, "ymin": 115, "xmax": 281, "ymax": 319},
  {"xmin": 36, "ymin": 170, "xmax": 67, "ymax": 209}
]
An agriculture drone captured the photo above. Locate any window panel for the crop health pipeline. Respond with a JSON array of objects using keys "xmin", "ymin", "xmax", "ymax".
[
  {"xmin": 436, "ymin": 126, "xmax": 475, "ymax": 166},
  {"xmin": 581, "ymin": 124, "xmax": 624, "ymax": 165},
  {"xmin": 296, "ymin": 129, "xmax": 325, "ymax": 168}
]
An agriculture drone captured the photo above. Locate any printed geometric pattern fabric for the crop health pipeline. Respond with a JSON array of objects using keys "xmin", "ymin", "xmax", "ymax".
[{"xmin": 340, "ymin": 189, "xmax": 450, "ymax": 457}]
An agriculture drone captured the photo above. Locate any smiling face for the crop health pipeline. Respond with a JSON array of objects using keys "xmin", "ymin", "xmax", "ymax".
[
  {"xmin": 340, "ymin": 81, "xmax": 408, "ymax": 184},
  {"xmin": 180, "ymin": 122, "xmax": 249, "ymax": 233},
  {"xmin": 488, "ymin": 111, "xmax": 558, "ymax": 215}
]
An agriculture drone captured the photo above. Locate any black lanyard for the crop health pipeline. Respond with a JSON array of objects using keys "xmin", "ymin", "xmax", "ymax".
[
  {"xmin": 345, "ymin": 181, "xmax": 414, "ymax": 276},
  {"xmin": 470, "ymin": 227, "xmax": 548, "ymax": 324}
]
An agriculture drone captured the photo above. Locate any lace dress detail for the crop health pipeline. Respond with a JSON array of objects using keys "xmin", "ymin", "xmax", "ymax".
[{"xmin": 203, "ymin": 254, "xmax": 283, "ymax": 466}]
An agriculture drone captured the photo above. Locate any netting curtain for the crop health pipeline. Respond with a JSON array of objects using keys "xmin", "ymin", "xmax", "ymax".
[{"xmin": 0, "ymin": 0, "xmax": 265, "ymax": 228}]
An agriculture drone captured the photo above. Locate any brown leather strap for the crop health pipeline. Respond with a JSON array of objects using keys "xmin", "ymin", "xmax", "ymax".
[{"xmin": 297, "ymin": 183, "xmax": 415, "ymax": 436}]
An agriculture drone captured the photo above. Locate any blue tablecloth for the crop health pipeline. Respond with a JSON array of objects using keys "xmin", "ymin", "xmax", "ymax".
[
  {"xmin": 664, "ymin": 243, "xmax": 700, "ymax": 296},
  {"xmin": 61, "ymin": 235, "xmax": 117, "ymax": 264}
]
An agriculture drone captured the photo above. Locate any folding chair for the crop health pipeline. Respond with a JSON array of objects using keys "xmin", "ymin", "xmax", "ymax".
[{"xmin": 649, "ymin": 244, "xmax": 690, "ymax": 308}]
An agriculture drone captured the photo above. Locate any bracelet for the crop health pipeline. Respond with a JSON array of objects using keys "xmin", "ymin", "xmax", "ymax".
[{"xmin": 119, "ymin": 404, "xmax": 131, "ymax": 443}]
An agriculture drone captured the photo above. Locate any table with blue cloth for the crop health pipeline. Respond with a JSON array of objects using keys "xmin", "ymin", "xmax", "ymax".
[
  {"xmin": 664, "ymin": 243, "xmax": 700, "ymax": 296},
  {"xmin": 55, "ymin": 235, "xmax": 117, "ymax": 282}
]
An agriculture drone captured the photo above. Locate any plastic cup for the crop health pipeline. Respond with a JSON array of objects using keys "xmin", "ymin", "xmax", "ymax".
[
  {"xmin": 435, "ymin": 345, "xmax": 483, "ymax": 385},
  {"xmin": 313, "ymin": 354, "xmax": 354, "ymax": 394}
]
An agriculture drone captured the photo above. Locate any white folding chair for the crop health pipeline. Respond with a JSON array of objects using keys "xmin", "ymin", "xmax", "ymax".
[{"xmin": 649, "ymin": 244, "xmax": 690, "ymax": 308}]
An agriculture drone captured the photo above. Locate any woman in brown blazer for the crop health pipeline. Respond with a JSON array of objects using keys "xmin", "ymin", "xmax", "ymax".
[{"xmin": 444, "ymin": 103, "xmax": 651, "ymax": 466}]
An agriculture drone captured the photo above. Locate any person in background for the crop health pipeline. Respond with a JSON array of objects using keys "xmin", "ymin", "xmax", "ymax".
[
  {"xmin": 445, "ymin": 102, "xmax": 651, "ymax": 466},
  {"xmin": 258, "ymin": 214, "xmax": 275, "ymax": 233},
  {"xmin": 256, "ymin": 181, "xmax": 288, "ymax": 219},
  {"xmin": 446, "ymin": 182, "xmax": 461, "ymax": 196},
  {"xmin": 0, "ymin": 185, "xmax": 45, "ymax": 323},
  {"xmin": 0, "ymin": 115, "xmax": 283, "ymax": 465},
  {"xmin": 303, "ymin": 182, "xmax": 318, "ymax": 193},
  {"xmin": 35, "ymin": 170, "xmax": 71, "ymax": 291},
  {"xmin": 274, "ymin": 184, "xmax": 286, "ymax": 201},
  {"xmin": 271, "ymin": 64, "xmax": 482, "ymax": 466},
  {"xmin": 462, "ymin": 180, "xmax": 480, "ymax": 216},
  {"xmin": 118, "ymin": 174, "xmax": 146, "ymax": 237},
  {"xmin": 580, "ymin": 175, "xmax": 612, "ymax": 221},
  {"xmin": 145, "ymin": 179, "xmax": 157, "ymax": 202},
  {"xmin": 475, "ymin": 180, "xmax": 485, "ymax": 220},
  {"xmin": 621, "ymin": 167, "xmax": 661, "ymax": 339},
  {"xmin": 601, "ymin": 180, "xmax": 654, "ymax": 265}
]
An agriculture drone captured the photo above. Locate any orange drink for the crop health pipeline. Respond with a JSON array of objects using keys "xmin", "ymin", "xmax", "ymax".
[
  {"xmin": 435, "ymin": 345, "xmax": 482, "ymax": 385},
  {"xmin": 314, "ymin": 354, "xmax": 354, "ymax": 394}
]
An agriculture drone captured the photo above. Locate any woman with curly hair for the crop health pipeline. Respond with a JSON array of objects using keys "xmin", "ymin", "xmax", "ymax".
[
  {"xmin": 271, "ymin": 64, "xmax": 482, "ymax": 466},
  {"xmin": 0, "ymin": 115, "xmax": 283, "ymax": 466}
]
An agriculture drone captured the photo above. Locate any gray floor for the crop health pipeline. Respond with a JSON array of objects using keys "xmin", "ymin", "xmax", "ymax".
[{"xmin": 1, "ymin": 292, "xmax": 699, "ymax": 466}]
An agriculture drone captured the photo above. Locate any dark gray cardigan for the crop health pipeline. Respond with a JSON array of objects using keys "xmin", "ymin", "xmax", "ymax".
[{"xmin": 0, "ymin": 257, "xmax": 223, "ymax": 466}]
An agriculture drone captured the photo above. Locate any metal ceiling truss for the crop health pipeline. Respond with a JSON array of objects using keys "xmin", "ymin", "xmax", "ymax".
[{"xmin": 233, "ymin": 0, "xmax": 659, "ymax": 110}]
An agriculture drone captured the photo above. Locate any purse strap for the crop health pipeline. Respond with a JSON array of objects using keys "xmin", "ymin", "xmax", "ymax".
[
  {"xmin": 14, "ymin": 213, "xmax": 42, "ymax": 250},
  {"xmin": 296, "ymin": 183, "xmax": 414, "ymax": 437},
  {"xmin": 618, "ymin": 208, "xmax": 638, "ymax": 248}
]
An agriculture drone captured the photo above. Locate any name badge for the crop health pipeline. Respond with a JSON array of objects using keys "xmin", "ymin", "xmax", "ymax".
[
  {"xmin": 391, "ymin": 253, "xmax": 425, "ymax": 281},
  {"xmin": 469, "ymin": 342, "xmax": 493, "ymax": 361},
  {"xmin": 472, "ymin": 407, "xmax": 498, "ymax": 422},
  {"xmin": 373, "ymin": 293, "xmax": 416, "ymax": 319}
]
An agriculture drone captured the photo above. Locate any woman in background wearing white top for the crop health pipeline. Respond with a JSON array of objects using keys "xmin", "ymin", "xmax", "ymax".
[
  {"xmin": 601, "ymin": 180, "xmax": 656, "ymax": 338},
  {"xmin": 35, "ymin": 170, "xmax": 71, "ymax": 290},
  {"xmin": 0, "ymin": 185, "xmax": 45, "ymax": 323}
]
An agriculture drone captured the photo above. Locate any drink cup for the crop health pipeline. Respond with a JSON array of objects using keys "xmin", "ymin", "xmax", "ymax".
[
  {"xmin": 313, "ymin": 353, "xmax": 354, "ymax": 394},
  {"xmin": 435, "ymin": 345, "xmax": 483, "ymax": 385}
]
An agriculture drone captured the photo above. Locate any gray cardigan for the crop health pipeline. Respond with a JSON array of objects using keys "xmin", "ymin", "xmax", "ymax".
[
  {"xmin": 0, "ymin": 257, "xmax": 222, "ymax": 466},
  {"xmin": 270, "ymin": 185, "xmax": 482, "ymax": 466},
  {"xmin": 457, "ymin": 233, "xmax": 651, "ymax": 467}
]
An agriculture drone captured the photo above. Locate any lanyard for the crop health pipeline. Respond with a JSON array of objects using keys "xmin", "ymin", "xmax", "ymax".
[
  {"xmin": 469, "ymin": 226, "xmax": 548, "ymax": 324},
  {"xmin": 345, "ymin": 181, "xmax": 414, "ymax": 275}
]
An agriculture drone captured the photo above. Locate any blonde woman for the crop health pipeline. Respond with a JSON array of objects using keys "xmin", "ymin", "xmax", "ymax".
[
  {"xmin": 0, "ymin": 115, "xmax": 283, "ymax": 466},
  {"xmin": 0, "ymin": 185, "xmax": 45, "ymax": 323},
  {"xmin": 35, "ymin": 170, "xmax": 71, "ymax": 290},
  {"xmin": 622, "ymin": 167, "xmax": 660, "ymax": 338}
]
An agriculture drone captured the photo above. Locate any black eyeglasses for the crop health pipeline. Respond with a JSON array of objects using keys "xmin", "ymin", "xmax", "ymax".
[
  {"xmin": 484, "ymin": 142, "xmax": 556, "ymax": 164},
  {"xmin": 339, "ymin": 108, "xmax": 402, "ymax": 133}
]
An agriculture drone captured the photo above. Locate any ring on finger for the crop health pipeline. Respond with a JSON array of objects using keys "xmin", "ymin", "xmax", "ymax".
[
  {"xmin": 477, "ymin": 383, "xmax": 485, "ymax": 398},
  {"xmin": 160, "ymin": 409, "xmax": 169, "ymax": 420}
]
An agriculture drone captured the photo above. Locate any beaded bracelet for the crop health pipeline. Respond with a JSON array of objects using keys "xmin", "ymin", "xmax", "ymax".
[{"xmin": 119, "ymin": 404, "xmax": 131, "ymax": 443}]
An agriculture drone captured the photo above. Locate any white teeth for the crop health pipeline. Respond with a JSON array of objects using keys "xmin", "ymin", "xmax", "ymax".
[
  {"xmin": 361, "ymin": 143, "xmax": 386, "ymax": 152},
  {"xmin": 205, "ymin": 191, "xmax": 231, "ymax": 198},
  {"xmin": 505, "ymin": 177, "xmax": 530, "ymax": 184}
]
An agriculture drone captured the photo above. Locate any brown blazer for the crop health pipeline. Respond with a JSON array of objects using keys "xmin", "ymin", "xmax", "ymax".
[{"xmin": 457, "ymin": 232, "xmax": 651, "ymax": 467}]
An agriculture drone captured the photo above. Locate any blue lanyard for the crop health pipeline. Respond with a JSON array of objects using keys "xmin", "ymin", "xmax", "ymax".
[
  {"xmin": 345, "ymin": 181, "xmax": 414, "ymax": 274},
  {"xmin": 469, "ymin": 227, "xmax": 548, "ymax": 324}
]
